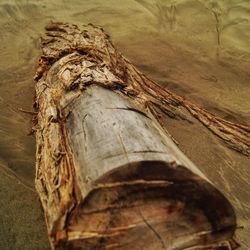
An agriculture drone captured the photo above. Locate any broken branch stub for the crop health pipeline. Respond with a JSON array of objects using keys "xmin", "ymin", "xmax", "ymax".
[{"xmin": 34, "ymin": 22, "xmax": 240, "ymax": 249}]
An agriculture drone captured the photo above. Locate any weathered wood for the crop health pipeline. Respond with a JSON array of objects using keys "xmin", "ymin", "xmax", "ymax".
[{"xmin": 34, "ymin": 22, "xmax": 242, "ymax": 249}]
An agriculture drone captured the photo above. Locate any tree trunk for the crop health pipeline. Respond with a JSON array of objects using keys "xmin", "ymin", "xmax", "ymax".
[{"xmin": 34, "ymin": 22, "xmax": 245, "ymax": 250}]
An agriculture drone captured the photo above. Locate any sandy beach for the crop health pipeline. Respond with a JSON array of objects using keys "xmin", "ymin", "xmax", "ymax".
[{"xmin": 0, "ymin": 0, "xmax": 249, "ymax": 249}]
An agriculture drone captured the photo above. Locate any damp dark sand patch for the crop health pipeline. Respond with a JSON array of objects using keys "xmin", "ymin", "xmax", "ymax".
[{"xmin": 0, "ymin": 165, "xmax": 50, "ymax": 250}]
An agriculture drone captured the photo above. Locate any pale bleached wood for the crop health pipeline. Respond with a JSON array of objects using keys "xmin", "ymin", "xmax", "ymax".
[
  {"xmin": 66, "ymin": 85, "xmax": 208, "ymax": 183},
  {"xmin": 34, "ymin": 22, "xmax": 240, "ymax": 250}
]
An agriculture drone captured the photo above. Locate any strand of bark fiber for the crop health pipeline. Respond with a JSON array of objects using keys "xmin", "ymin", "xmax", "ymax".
[
  {"xmin": 125, "ymin": 62, "xmax": 250, "ymax": 156},
  {"xmin": 35, "ymin": 22, "xmax": 250, "ymax": 157}
]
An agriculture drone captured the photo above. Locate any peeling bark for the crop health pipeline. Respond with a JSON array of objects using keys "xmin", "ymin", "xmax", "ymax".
[{"xmin": 34, "ymin": 22, "xmax": 243, "ymax": 249}]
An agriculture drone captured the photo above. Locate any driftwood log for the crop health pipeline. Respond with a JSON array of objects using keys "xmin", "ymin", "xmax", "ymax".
[{"xmin": 33, "ymin": 22, "xmax": 248, "ymax": 249}]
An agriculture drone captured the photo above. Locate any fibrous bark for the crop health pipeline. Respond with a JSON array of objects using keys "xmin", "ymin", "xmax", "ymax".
[{"xmin": 34, "ymin": 22, "xmax": 244, "ymax": 249}]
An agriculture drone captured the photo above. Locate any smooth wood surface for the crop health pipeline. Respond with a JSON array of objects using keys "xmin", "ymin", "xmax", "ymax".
[{"xmin": 66, "ymin": 85, "xmax": 206, "ymax": 184}]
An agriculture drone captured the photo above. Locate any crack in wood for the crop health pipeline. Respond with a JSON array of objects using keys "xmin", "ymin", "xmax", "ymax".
[
  {"xmin": 139, "ymin": 209, "xmax": 167, "ymax": 250},
  {"xmin": 106, "ymin": 106, "xmax": 150, "ymax": 119}
]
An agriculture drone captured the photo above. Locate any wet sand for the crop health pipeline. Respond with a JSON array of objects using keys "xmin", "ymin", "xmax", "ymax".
[{"xmin": 0, "ymin": 0, "xmax": 249, "ymax": 249}]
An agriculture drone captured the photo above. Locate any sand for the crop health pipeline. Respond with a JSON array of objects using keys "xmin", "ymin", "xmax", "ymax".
[{"xmin": 0, "ymin": 0, "xmax": 249, "ymax": 249}]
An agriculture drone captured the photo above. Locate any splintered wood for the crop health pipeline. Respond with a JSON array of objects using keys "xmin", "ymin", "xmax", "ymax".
[{"xmin": 34, "ymin": 22, "xmax": 243, "ymax": 249}]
